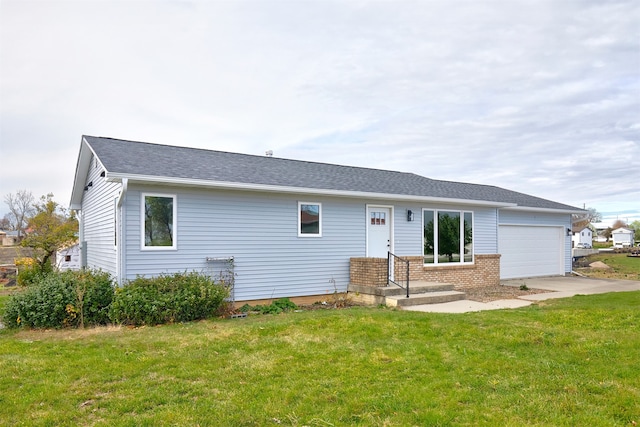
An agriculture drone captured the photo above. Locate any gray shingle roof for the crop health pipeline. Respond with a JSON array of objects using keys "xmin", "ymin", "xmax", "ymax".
[{"xmin": 83, "ymin": 135, "xmax": 580, "ymax": 211}]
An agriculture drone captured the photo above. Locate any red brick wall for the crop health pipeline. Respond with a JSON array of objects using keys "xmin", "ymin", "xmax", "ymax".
[
  {"xmin": 350, "ymin": 257, "xmax": 388, "ymax": 287},
  {"xmin": 350, "ymin": 254, "xmax": 501, "ymax": 289}
]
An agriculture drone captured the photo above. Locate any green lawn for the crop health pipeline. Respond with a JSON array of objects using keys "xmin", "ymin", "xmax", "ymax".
[
  {"xmin": 577, "ymin": 253, "xmax": 640, "ymax": 281},
  {"xmin": 1, "ymin": 293, "xmax": 639, "ymax": 426}
]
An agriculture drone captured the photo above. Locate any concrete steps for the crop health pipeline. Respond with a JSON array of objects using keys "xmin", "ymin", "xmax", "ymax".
[
  {"xmin": 348, "ymin": 280, "xmax": 466, "ymax": 307},
  {"xmin": 385, "ymin": 290, "xmax": 466, "ymax": 307}
]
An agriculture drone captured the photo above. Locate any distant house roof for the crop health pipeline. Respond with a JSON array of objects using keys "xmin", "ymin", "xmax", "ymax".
[
  {"xmin": 612, "ymin": 227, "xmax": 634, "ymax": 233},
  {"xmin": 71, "ymin": 135, "xmax": 583, "ymax": 213}
]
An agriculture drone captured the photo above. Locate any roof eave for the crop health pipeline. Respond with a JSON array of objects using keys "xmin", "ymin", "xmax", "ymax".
[
  {"xmin": 105, "ymin": 172, "xmax": 517, "ymax": 208},
  {"xmin": 69, "ymin": 137, "xmax": 92, "ymax": 210},
  {"xmin": 501, "ymin": 205, "xmax": 585, "ymax": 215}
]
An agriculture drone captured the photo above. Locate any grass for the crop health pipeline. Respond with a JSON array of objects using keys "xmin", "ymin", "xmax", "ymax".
[
  {"xmin": 577, "ymin": 253, "xmax": 640, "ymax": 281},
  {"xmin": 1, "ymin": 292, "xmax": 639, "ymax": 426}
]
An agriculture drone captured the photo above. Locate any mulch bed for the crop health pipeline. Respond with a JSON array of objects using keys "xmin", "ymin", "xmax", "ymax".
[{"xmin": 462, "ymin": 284, "xmax": 552, "ymax": 303}]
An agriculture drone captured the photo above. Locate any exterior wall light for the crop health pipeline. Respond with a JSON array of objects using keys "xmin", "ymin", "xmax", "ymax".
[{"xmin": 407, "ymin": 209, "xmax": 414, "ymax": 222}]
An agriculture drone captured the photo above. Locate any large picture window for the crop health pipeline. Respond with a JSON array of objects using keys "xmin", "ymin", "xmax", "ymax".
[
  {"xmin": 423, "ymin": 209, "xmax": 473, "ymax": 265},
  {"xmin": 298, "ymin": 202, "xmax": 322, "ymax": 237},
  {"xmin": 142, "ymin": 193, "xmax": 176, "ymax": 249}
]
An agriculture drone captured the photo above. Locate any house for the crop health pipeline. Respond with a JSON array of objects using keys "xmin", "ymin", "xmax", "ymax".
[
  {"xmin": 611, "ymin": 227, "xmax": 635, "ymax": 247},
  {"xmin": 0, "ymin": 230, "xmax": 20, "ymax": 246},
  {"xmin": 56, "ymin": 243, "xmax": 81, "ymax": 271},
  {"xmin": 70, "ymin": 136, "xmax": 583, "ymax": 304},
  {"xmin": 572, "ymin": 226, "xmax": 593, "ymax": 248}
]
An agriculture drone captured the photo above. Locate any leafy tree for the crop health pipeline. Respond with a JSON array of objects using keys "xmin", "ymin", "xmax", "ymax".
[
  {"xmin": 629, "ymin": 220, "xmax": 640, "ymax": 239},
  {"xmin": 3, "ymin": 189, "xmax": 35, "ymax": 239},
  {"xmin": 21, "ymin": 194, "xmax": 78, "ymax": 270}
]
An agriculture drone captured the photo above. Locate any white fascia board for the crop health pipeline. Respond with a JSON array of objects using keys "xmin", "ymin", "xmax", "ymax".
[
  {"xmin": 501, "ymin": 206, "xmax": 585, "ymax": 215},
  {"xmin": 69, "ymin": 138, "xmax": 92, "ymax": 209},
  {"xmin": 105, "ymin": 172, "xmax": 517, "ymax": 208},
  {"xmin": 70, "ymin": 137, "xmax": 110, "ymax": 209}
]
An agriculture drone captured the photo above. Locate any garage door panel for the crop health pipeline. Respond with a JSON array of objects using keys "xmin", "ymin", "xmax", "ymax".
[{"xmin": 499, "ymin": 226, "xmax": 564, "ymax": 279}]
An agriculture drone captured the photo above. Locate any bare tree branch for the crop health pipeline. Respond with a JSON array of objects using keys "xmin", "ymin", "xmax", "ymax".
[{"xmin": 3, "ymin": 189, "xmax": 35, "ymax": 239}]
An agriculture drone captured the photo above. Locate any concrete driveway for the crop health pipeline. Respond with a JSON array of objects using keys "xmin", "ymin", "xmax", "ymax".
[{"xmin": 404, "ymin": 276, "xmax": 640, "ymax": 314}]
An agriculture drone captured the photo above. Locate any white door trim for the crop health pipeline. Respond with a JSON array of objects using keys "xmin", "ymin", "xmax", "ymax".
[{"xmin": 366, "ymin": 204, "xmax": 394, "ymax": 257}]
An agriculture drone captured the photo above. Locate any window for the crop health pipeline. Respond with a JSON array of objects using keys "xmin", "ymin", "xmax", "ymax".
[
  {"xmin": 370, "ymin": 211, "xmax": 386, "ymax": 225},
  {"xmin": 299, "ymin": 202, "xmax": 321, "ymax": 237},
  {"xmin": 142, "ymin": 193, "xmax": 176, "ymax": 249},
  {"xmin": 423, "ymin": 209, "xmax": 473, "ymax": 265}
]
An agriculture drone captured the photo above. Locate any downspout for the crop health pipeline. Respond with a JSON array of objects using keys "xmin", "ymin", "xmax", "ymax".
[
  {"xmin": 116, "ymin": 178, "xmax": 128, "ymax": 285},
  {"xmin": 75, "ymin": 209, "xmax": 86, "ymax": 268}
]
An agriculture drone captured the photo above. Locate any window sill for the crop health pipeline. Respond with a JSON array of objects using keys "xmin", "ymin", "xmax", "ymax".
[{"xmin": 423, "ymin": 262, "xmax": 476, "ymax": 270}]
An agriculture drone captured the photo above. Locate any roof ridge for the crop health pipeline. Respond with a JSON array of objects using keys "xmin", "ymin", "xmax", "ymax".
[{"xmin": 83, "ymin": 135, "xmax": 428, "ymax": 178}]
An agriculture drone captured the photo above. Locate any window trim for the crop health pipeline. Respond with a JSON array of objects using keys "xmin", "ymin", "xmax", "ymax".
[
  {"xmin": 422, "ymin": 208, "xmax": 474, "ymax": 266},
  {"xmin": 141, "ymin": 192, "xmax": 177, "ymax": 250},
  {"xmin": 298, "ymin": 201, "xmax": 322, "ymax": 237}
]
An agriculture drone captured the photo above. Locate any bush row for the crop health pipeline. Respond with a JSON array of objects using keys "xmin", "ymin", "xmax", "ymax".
[
  {"xmin": 2, "ymin": 270, "xmax": 230, "ymax": 329},
  {"xmin": 3, "ymin": 270, "xmax": 113, "ymax": 328},
  {"xmin": 109, "ymin": 272, "xmax": 230, "ymax": 325}
]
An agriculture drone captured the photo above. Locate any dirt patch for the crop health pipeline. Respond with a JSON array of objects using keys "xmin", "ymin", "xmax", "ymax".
[
  {"xmin": 588, "ymin": 261, "xmax": 611, "ymax": 269},
  {"xmin": 463, "ymin": 284, "xmax": 552, "ymax": 303}
]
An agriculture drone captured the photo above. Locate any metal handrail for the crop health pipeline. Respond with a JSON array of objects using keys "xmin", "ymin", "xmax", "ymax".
[{"xmin": 388, "ymin": 252, "xmax": 410, "ymax": 298}]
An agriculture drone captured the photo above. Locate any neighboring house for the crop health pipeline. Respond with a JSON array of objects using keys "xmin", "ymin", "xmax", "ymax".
[
  {"xmin": 56, "ymin": 243, "xmax": 82, "ymax": 271},
  {"xmin": 0, "ymin": 230, "xmax": 20, "ymax": 246},
  {"xmin": 592, "ymin": 222, "xmax": 612, "ymax": 243},
  {"xmin": 572, "ymin": 226, "xmax": 593, "ymax": 248},
  {"xmin": 611, "ymin": 228, "xmax": 635, "ymax": 247},
  {"xmin": 70, "ymin": 136, "xmax": 583, "ymax": 304}
]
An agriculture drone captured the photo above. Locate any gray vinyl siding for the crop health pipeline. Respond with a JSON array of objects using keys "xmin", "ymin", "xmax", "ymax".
[
  {"xmin": 81, "ymin": 155, "xmax": 120, "ymax": 276},
  {"xmin": 393, "ymin": 204, "xmax": 498, "ymax": 256},
  {"xmin": 498, "ymin": 209, "xmax": 573, "ymax": 274},
  {"xmin": 123, "ymin": 185, "xmax": 366, "ymax": 301}
]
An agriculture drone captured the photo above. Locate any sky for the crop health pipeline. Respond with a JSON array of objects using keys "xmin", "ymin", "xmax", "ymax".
[{"xmin": 1, "ymin": 0, "xmax": 639, "ymax": 226}]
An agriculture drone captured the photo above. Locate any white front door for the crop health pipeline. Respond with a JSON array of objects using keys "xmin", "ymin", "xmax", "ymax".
[{"xmin": 367, "ymin": 206, "xmax": 392, "ymax": 257}]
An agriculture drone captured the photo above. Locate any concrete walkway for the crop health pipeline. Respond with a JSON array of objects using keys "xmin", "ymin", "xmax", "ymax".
[{"xmin": 403, "ymin": 276, "xmax": 640, "ymax": 313}]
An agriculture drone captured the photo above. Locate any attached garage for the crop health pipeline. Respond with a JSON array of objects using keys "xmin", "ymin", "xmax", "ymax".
[{"xmin": 499, "ymin": 225, "xmax": 565, "ymax": 279}]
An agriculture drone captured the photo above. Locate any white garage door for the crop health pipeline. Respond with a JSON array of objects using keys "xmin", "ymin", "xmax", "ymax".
[{"xmin": 499, "ymin": 225, "xmax": 564, "ymax": 279}]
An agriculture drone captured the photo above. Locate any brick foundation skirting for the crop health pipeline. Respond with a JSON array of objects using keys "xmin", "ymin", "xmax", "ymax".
[
  {"xmin": 350, "ymin": 257, "xmax": 388, "ymax": 287},
  {"xmin": 350, "ymin": 254, "xmax": 501, "ymax": 289}
]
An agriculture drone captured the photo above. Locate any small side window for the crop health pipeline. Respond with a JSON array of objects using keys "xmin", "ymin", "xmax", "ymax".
[
  {"xmin": 142, "ymin": 193, "xmax": 177, "ymax": 249},
  {"xmin": 298, "ymin": 202, "xmax": 322, "ymax": 237}
]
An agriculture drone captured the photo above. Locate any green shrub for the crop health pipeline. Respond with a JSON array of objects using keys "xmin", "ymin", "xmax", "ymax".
[
  {"xmin": 15, "ymin": 257, "xmax": 50, "ymax": 286},
  {"xmin": 109, "ymin": 272, "xmax": 230, "ymax": 326},
  {"xmin": 67, "ymin": 270, "xmax": 114, "ymax": 326},
  {"xmin": 239, "ymin": 298, "xmax": 298, "ymax": 315},
  {"xmin": 2, "ymin": 269, "xmax": 114, "ymax": 329}
]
